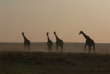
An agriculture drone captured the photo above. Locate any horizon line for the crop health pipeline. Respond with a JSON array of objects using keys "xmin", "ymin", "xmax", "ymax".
[{"xmin": 0, "ymin": 42, "xmax": 110, "ymax": 44}]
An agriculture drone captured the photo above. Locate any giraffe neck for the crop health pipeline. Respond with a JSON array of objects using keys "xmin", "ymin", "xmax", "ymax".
[
  {"xmin": 54, "ymin": 33, "xmax": 59, "ymax": 40},
  {"xmin": 47, "ymin": 34, "xmax": 50, "ymax": 41},
  {"xmin": 81, "ymin": 32, "xmax": 89, "ymax": 39},
  {"xmin": 22, "ymin": 34, "xmax": 28, "ymax": 41}
]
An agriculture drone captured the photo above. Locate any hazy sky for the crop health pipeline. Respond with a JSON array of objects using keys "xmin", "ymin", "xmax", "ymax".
[{"xmin": 0, "ymin": 0, "xmax": 110, "ymax": 43}]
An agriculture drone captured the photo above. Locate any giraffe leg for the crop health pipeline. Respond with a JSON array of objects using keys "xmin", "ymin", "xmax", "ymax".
[
  {"xmin": 84, "ymin": 44, "xmax": 87, "ymax": 53},
  {"xmin": 50, "ymin": 46, "xmax": 52, "ymax": 52},
  {"xmin": 48, "ymin": 46, "xmax": 49, "ymax": 52},
  {"xmin": 24, "ymin": 44, "xmax": 26, "ymax": 50},
  {"xmin": 61, "ymin": 45, "xmax": 63, "ymax": 53},
  {"xmin": 28, "ymin": 45, "xmax": 30, "ymax": 51},
  {"xmin": 88, "ymin": 45, "xmax": 91, "ymax": 54},
  {"xmin": 56, "ymin": 45, "xmax": 58, "ymax": 52},
  {"xmin": 49, "ymin": 46, "xmax": 52, "ymax": 52},
  {"xmin": 90, "ymin": 46, "xmax": 91, "ymax": 52},
  {"xmin": 93, "ymin": 44, "xmax": 95, "ymax": 53},
  {"xmin": 88, "ymin": 46, "xmax": 90, "ymax": 54}
]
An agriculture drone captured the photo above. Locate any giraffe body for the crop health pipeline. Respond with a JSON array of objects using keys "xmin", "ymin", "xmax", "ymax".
[
  {"xmin": 22, "ymin": 32, "xmax": 31, "ymax": 50},
  {"xmin": 46, "ymin": 32, "xmax": 53, "ymax": 51},
  {"xmin": 79, "ymin": 31, "xmax": 95, "ymax": 53},
  {"xmin": 54, "ymin": 32, "xmax": 64, "ymax": 52}
]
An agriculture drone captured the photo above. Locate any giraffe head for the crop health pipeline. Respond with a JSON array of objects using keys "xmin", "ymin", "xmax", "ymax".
[
  {"xmin": 79, "ymin": 31, "xmax": 83, "ymax": 35},
  {"xmin": 22, "ymin": 32, "xmax": 24, "ymax": 35},
  {"xmin": 46, "ymin": 32, "xmax": 49, "ymax": 35},
  {"xmin": 54, "ymin": 32, "xmax": 56, "ymax": 34}
]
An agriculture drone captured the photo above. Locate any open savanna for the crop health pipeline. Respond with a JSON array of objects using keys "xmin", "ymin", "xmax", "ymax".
[
  {"xmin": 0, "ymin": 43, "xmax": 110, "ymax": 53},
  {"xmin": 0, "ymin": 43, "xmax": 110, "ymax": 74},
  {"xmin": 0, "ymin": 51, "xmax": 110, "ymax": 74}
]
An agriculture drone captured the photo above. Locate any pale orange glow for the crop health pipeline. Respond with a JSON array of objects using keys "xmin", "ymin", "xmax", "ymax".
[{"xmin": 0, "ymin": 0, "xmax": 110, "ymax": 43}]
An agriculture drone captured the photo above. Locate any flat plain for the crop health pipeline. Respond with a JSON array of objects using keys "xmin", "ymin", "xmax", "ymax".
[
  {"xmin": 0, "ymin": 43, "xmax": 110, "ymax": 74},
  {"xmin": 0, "ymin": 43, "xmax": 110, "ymax": 53}
]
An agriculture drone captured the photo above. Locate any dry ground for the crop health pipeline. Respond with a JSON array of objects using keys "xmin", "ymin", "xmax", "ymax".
[{"xmin": 0, "ymin": 51, "xmax": 110, "ymax": 74}]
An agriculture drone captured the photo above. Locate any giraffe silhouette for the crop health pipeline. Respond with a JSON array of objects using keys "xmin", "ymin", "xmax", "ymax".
[
  {"xmin": 79, "ymin": 31, "xmax": 95, "ymax": 53},
  {"xmin": 22, "ymin": 32, "xmax": 31, "ymax": 50},
  {"xmin": 46, "ymin": 32, "xmax": 53, "ymax": 52},
  {"xmin": 54, "ymin": 32, "xmax": 64, "ymax": 52}
]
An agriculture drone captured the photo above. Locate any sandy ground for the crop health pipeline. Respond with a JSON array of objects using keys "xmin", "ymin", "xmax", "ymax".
[{"xmin": 0, "ymin": 43, "xmax": 110, "ymax": 54}]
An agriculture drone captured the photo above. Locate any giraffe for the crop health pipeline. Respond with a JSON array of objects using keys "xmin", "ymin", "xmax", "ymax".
[
  {"xmin": 79, "ymin": 31, "xmax": 95, "ymax": 53},
  {"xmin": 22, "ymin": 32, "xmax": 31, "ymax": 50},
  {"xmin": 54, "ymin": 32, "xmax": 64, "ymax": 52},
  {"xmin": 46, "ymin": 32, "xmax": 53, "ymax": 52}
]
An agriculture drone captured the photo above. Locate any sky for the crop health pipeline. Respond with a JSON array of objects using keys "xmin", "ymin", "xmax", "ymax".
[{"xmin": 0, "ymin": 0, "xmax": 110, "ymax": 43}]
